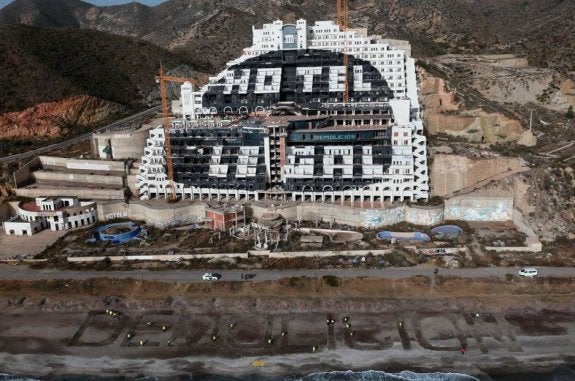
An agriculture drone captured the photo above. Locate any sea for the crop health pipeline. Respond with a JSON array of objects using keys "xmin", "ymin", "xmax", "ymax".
[{"xmin": 2, "ymin": 367, "xmax": 575, "ymax": 381}]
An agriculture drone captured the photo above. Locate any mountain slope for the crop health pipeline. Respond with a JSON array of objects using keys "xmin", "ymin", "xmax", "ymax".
[
  {"xmin": 1, "ymin": 0, "xmax": 574, "ymax": 73},
  {"xmin": 0, "ymin": 0, "xmax": 93, "ymax": 28},
  {"xmin": 0, "ymin": 24, "xmax": 199, "ymax": 113}
]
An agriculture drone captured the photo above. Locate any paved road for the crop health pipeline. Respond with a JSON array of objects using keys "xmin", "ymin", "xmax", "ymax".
[
  {"xmin": 0, "ymin": 265, "xmax": 573, "ymax": 283},
  {"xmin": 0, "ymin": 106, "xmax": 161, "ymax": 164}
]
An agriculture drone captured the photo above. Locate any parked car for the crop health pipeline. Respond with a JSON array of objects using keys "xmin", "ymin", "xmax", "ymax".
[
  {"xmin": 202, "ymin": 273, "xmax": 221, "ymax": 281},
  {"xmin": 518, "ymin": 268, "xmax": 538, "ymax": 278}
]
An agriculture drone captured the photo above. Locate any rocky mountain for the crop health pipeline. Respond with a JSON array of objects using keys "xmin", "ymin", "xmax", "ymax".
[
  {"xmin": 0, "ymin": 23, "xmax": 200, "ymax": 114},
  {"xmin": 0, "ymin": 95, "xmax": 126, "ymax": 140},
  {"xmin": 1, "ymin": 0, "xmax": 574, "ymax": 73}
]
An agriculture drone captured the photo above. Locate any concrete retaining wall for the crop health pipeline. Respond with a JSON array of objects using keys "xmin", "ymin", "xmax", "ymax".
[
  {"xmin": 32, "ymin": 171, "xmax": 124, "ymax": 188},
  {"xmin": 68, "ymin": 252, "xmax": 249, "ymax": 262},
  {"xmin": 417, "ymin": 246, "xmax": 468, "ymax": 255},
  {"xmin": 126, "ymin": 174, "xmax": 139, "ymax": 196},
  {"xmin": 97, "ymin": 201, "xmax": 207, "ymax": 228},
  {"xmin": 405, "ymin": 205, "xmax": 445, "ymax": 226},
  {"xmin": 13, "ymin": 157, "xmax": 40, "ymax": 188},
  {"xmin": 484, "ymin": 208, "xmax": 542, "ymax": 253},
  {"xmin": 484, "ymin": 246, "xmax": 538, "ymax": 253},
  {"xmin": 66, "ymin": 248, "xmax": 394, "ymax": 262},
  {"xmin": 250, "ymin": 249, "xmax": 393, "ymax": 258},
  {"xmin": 299, "ymin": 203, "xmax": 372, "ymax": 226},
  {"xmin": 512, "ymin": 208, "xmax": 542, "ymax": 251},
  {"xmin": 16, "ymin": 187, "xmax": 125, "ymax": 200},
  {"xmin": 251, "ymin": 203, "xmax": 298, "ymax": 221},
  {"xmin": 252, "ymin": 197, "xmax": 514, "ymax": 228},
  {"xmin": 39, "ymin": 156, "xmax": 126, "ymax": 173},
  {"xmin": 92, "ymin": 129, "xmax": 149, "ymax": 160},
  {"xmin": 444, "ymin": 196, "xmax": 513, "ymax": 221}
]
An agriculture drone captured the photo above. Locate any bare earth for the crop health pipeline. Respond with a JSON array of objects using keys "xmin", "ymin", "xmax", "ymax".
[
  {"xmin": 0, "ymin": 276, "xmax": 573, "ymax": 379},
  {"xmin": 0, "ymin": 229, "xmax": 66, "ymax": 258}
]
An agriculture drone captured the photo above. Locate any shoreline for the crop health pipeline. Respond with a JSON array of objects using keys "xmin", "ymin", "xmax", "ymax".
[
  {"xmin": 0, "ymin": 351, "xmax": 573, "ymax": 380},
  {"xmin": 0, "ymin": 277, "xmax": 573, "ymax": 380}
]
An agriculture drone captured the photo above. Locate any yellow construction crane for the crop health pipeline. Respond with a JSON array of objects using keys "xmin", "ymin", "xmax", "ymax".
[
  {"xmin": 337, "ymin": 0, "xmax": 349, "ymax": 102},
  {"xmin": 156, "ymin": 65, "xmax": 197, "ymax": 201}
]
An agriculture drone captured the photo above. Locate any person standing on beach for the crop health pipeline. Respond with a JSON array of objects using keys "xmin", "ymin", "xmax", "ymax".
[{"xmin": 460, "ymin": 345, "xmax": 466, "ymax": 355}]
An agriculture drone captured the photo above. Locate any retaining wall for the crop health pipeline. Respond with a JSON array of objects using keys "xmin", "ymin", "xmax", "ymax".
[
  {"xmin": 444, "ymin": 196, "xmax": 514, "ymax": 221},
  {"xmin": 16, "ymin": 187, "xmax": 125, "ymax": 200},
  {"xmin": 92, "ymin": 129, "xmax": 149, "ymax": 160},
  {"xmin": 67, "ymin": 252, "xmax": 249, "ymax": 263},
  {"xmin": 97, "ymin": 201, "xmax": 207, "ymax": 228},
  {"xmin": 251, "ymin": 203, "xmax": 298, "ymax": 221},
  {"xmin": 13, "ymin": 157, "xmax": 40, "ymax": 188},
  {"xmin": 250, "ymin": 249, "xmax": 393, "ymax": 258},
  {"xmin": 251, "ymin": 197, "xmax": 514, "ymax": 228},
  {"xmin": 32, "ymin": 171, "xmax": 124, "ymax": 188},
  {"xmin": 39, "ymin": 156, "xmax": 126, "ymax": 173},
  {"xmin": 66, "ymin": 248, "xmax": 393, "ymax": 262},
  {"xmin": 484, "ymin": 208, "xmax": 542, "ymax": 253}
]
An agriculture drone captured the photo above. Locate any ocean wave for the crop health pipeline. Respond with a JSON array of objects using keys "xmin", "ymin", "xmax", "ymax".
[
  {"xmin": 0, "ymin": 372, "xmax": 479, "ymax": 381},
  {"xmin": 0, "ymin": 374, "xmax": 41, "ymax": 381},
  {"xmin": 299, "ymin": 370, "xmax": 479, "ymax": 381}
]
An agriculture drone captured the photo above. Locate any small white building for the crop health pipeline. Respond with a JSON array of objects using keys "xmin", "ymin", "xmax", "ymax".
[{"xmin": 2, "ymin": 197, "xmax": 97, "ymax": 236}]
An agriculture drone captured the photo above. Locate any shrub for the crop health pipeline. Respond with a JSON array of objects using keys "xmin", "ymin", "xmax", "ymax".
[
  {"xmin": 322, "ymin": 275, "xmax": 341, "ymax": 287},
  {"xmin": 95, "ymin": 256, "xmax": 112, "ymax": 270}
]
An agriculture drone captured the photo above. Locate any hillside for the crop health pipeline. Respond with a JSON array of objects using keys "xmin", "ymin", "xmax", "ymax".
[
  {"xmin": 0, "ymin": 24, "xmax": 199, "ymax": 114},
  {"xmin": 1, "ymin": 0, "xmax": 574, "ymax": 73},
  {"xmin": 0, "ymin": 95, "xmax": 126, "ymax": 140}
]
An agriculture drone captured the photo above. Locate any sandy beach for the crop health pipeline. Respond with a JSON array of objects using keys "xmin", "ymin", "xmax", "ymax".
[{"xmin": 0, "ymin": 276, "xmax": 573, "ymax": 379}]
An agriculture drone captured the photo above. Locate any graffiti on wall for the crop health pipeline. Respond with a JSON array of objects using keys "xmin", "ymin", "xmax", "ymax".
[
  {"xmin": 105, "ymin": 211, "xmax": 128, "ymax": 220},
  {"xmin": 363, "ymin": 207, "xmax": 405, "ymax": 228},
  {"xmin": 445, "ymin": 200, "xmax": 512, "ymax": 222},
  {"xmin": 405, "ymin": 207, "xmax": 445, "ymax": 226}
]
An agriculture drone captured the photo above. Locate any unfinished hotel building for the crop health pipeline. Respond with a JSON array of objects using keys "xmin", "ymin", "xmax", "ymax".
[{"xmin": 137, "ymin": 20, "xmax": 428, "ymax": 205}]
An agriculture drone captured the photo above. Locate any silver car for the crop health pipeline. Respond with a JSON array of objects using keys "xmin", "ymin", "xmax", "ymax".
[{"xmin": 518, "ymin": 268, "xmax": 538, "ymax": 278}]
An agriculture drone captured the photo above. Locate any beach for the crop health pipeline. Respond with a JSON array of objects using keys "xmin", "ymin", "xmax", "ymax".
[{"xmin": 0, "ymin": 276, "xmax": 573, "ymax": 380}]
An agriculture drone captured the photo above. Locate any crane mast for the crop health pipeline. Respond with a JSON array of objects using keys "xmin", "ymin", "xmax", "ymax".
[
  {"xmin": 337, "ymin": 0, "xmax": 349, "ymax": 103},
  {"xmin": 157, "ymin": 65, "xmax": 196, "ymax": 201}
]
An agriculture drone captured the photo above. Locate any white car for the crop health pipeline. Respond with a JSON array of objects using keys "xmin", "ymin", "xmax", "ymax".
[
  {"xmin": 518, "ymin": 268, "xmax": 538, "ymax": 278},
  {"xmin": 202, "ymin": 273, "xmax": 221, "ymax": 281}
]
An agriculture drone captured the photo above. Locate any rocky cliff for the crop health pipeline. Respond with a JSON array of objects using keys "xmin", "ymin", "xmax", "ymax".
[
  {"xmin": 419, "ymin": 66, "xmax": 537, "ymax": 146},
  {"xmin": 0, "ymin": 96, "xmax": 125, "ymax": 140}
]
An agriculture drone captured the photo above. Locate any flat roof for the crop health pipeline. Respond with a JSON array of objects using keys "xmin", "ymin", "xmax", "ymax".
[{"xmin": 20, "ymin": 202, "xmax": 68, "ymax": 213}]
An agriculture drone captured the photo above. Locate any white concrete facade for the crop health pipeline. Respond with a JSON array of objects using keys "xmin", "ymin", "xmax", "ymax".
[
  {"xmin": 217, "ymin": 19, "xmax": 413, "ymax": 103},
  {"xmin": 139, "ymin": 18, "xmax": 429, "ymax": 202},
  {"xmin": 2, "ymin": 197, "xmax": 98, "ymax": 236}
]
